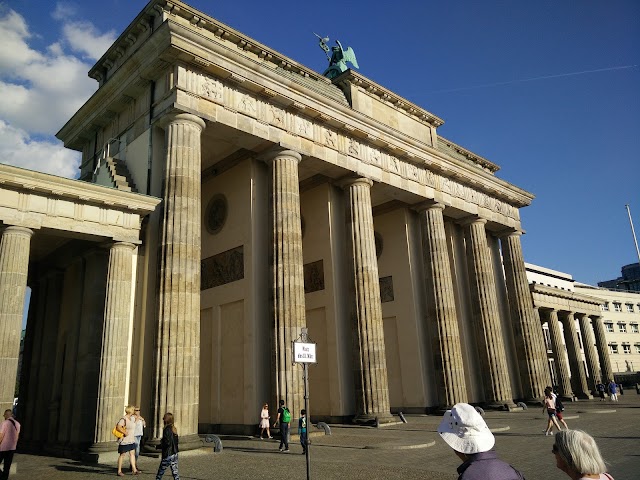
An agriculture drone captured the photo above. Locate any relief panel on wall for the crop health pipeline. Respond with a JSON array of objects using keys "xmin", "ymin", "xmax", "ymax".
[{"xmin": 201, "ymin": 246, "xmax": 244, "ymax": 290}]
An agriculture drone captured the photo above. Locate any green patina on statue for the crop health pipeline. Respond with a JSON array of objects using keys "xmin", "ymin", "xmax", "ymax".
[{"xmin": 315, "ymin": 33, "xmax": 359, "ymax": 79}]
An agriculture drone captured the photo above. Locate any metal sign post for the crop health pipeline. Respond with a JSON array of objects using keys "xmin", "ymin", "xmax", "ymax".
[{"xmin": 293, "ymin": 327, "xmax": 316, "ymax": 480}]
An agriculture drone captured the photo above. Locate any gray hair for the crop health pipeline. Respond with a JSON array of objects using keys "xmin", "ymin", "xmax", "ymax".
[{"xmin": 554, "ymin": 430, "xmax": 606, "ymax": 475}]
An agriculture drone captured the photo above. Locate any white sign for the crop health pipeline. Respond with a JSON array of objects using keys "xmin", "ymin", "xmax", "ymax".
[{"xmin": 294, "ymin": 342, "xmax": 317, "ymax": 363}]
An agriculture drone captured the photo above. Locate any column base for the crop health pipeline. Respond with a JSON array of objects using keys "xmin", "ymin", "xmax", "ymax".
[
  {"xmin": 483, "ymin": 400, "xmax": 519, "ymax": 412},
  {"xmin": 352, "ymin": 412, "xmax": 396, "ymax": 426},
  {"xmin": 575, "ymin": 392, "xmax": 593, "ymax": 400}
]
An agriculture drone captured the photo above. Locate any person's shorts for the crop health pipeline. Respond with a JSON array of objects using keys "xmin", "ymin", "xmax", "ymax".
[
  {"xmin": 556, "ymin": 411, "xmax": 564, "ymax": 420},
  {"xmin": 118, "ymin": 442, "xmax": 136, "ymax": 454},
  {"xmin": 546, "ymin": 409, "xmax": 557, "ymax": 418}
]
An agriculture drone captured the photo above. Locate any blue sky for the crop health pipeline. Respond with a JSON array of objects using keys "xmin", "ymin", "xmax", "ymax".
[{"xmin": 1, "ymin": 0, "xmax": 639, "ymax": 285}]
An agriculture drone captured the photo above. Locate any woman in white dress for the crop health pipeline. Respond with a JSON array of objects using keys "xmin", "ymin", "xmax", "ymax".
[{"xmin": 259, "ymin": 403, "xmax": 272, "ymax": 439}]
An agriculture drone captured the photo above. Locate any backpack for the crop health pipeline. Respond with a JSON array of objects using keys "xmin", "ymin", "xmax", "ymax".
[
  {"xmin": 555, "ymin": 398, "xmax": 564, "ymax": 412},
  {"xmin": 281, "ymin": 407, "xmax": 291, "ymax": 423}
]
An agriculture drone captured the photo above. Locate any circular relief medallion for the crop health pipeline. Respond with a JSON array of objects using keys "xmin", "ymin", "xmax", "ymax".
[
  {"xmin": 374, "ymin": 231, "xmax": 383, "ymax": 259},
  {"xmin": 206, "ymin": 194, "xmax": 228, "ymax": 234}
]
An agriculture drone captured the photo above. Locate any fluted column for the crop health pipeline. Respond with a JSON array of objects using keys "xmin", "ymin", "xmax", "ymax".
[
  {"xmin": 500, "ymin": 231, "xmax": 548, "ymax": 402},
  {"xmin": 153, "ymin": 113, "xmax": 206, "ymax": 444},
  {"xmin": 417, "ymin": 202, "xmax": 467, "ymax": 408},
  {"xmin": 94, "ymin": 242, "xmax": 136, "ymax": 444},
  {"xmin": 559, "ymin": 311, "xmax": 592, "ymax": 399},
  {"xmin": 591, "ymin": 315, "xmax": 614, "ymax": 384},
  {"xmin": 462, "ymin": 217, "xmax": 514, "ymax": 408},
  {"xmin": 265, "ymin": 149, "xmax": 306, "ymax": 420},
  {"xmin": 0, "ymin": 226, "xmax": 33, "ymax": 413},
  {"xmin": 343, "ymin": 177, "xmax": 392, "ymax": 422},
  {"xmin": 544, "ymin": 309, "xmax": 574, "ymax": 400},
  {"xmin": 577, "ymin": 313, "xmax": 600, "ymax": 392}
]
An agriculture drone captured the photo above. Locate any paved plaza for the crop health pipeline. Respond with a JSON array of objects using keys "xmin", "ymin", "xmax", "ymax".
[{"xmin": 10, "ymin": 393, "xmax": 640, "ymax": 480}]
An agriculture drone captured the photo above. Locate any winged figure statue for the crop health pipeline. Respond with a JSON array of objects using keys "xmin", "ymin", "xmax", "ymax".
[{"xmin": 320, "ymin": 39, "xmax": 359, "ymax": 79}]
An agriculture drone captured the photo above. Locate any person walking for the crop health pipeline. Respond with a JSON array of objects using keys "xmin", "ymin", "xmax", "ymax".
[
  {"xmin": 274, "ymin": 399, "xmax": 291, "ymax": 452},
  {"xmin": 116, "ymin": 405, "xmax": 141, "ymax": 476},
  {"xmin": 0, "ymin": 410, "xmax": 20, "ymax": 480},
  {"xmin": 133, "ymin": 407, "xmax": 146, "ymax": 464},
  {"xmin": 543, "ymin": 390, "xmax": 562, "ymax": 436},
  {"xmin": 437, "ymin": 403, "xmax": 525, "ymax": 479},
  {"xmin": 545, "ymin": 386, "xmax": 568, "ymax": 430},
  {"xmin": 552, "ymin": 430, "xmax": 614, "ymax": 479},
  {"xmin": 299, "ymin": 409, "xmax": 308, "ymax": 455},
  {"xmin": 608, "ymin": 380, "xmax": 618, "ymax": 402},
  {"xmin": 259, "ymin": 404, "xmax": 272, "ymax": 439},
  {"xmin": 596, "ymin": 381, "xmax": 606, "ymax": 401},
  {"xmin": 155, "ymin": 412, "xmax": 180, "ymax": 480}
]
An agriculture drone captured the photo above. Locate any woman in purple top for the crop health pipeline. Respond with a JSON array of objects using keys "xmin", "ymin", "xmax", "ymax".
[{"xmin": 437, "ymin": 403, "xmax": 525, "ymax": 480}]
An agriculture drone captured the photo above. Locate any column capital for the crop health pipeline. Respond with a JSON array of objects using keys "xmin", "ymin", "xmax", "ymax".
[
  {"xmin": 337, "ymin": 176, "xmax": 373, "ymax": 190},
  {"xmin": 413, "ymin": 200, "xmax": 445, "ymax": 213},
  {"xmin": 260, "ymin": 147, "xmax": 302, "ymax": 165},
  {"xmin": 1, "ymin": 225, "xmax": 34, "ymax": 239},
  {"xmin": 458, "ymin": 215, "xmax": 487, "ymax": 227},
  {"xmin": 496, "ymin": 227, "xmax": 524, "ymax": 239},
  {"xmin": 108, "ymin": 241, "xmax": 136, "ymax": 251},
  {"xmin": 156, "ymin": 112, "xmax": 206, "ymax": 131}
]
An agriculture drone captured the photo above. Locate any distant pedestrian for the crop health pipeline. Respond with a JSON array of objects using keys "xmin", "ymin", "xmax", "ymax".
[
  {"xmin": 437, "ymin": 403, "xmax": 524, "ymax": 479},
  {"xmin": 552, "ymin": 430, "xmax": 613, "ymax": 479},
  {"xmin": 545, "ymin": 386, "xmax": 568, "ymax": 430},
  {"xmin": 618, "ymin": 384, "xmax": 623, "ymax": 395},
  {"xmin": 596, "ymin": 381, "xmax": 606, "ymax": 401},
  {"xmin": 274, "ymin": 399, "xmax": 291, "ymax": 452},
  {"xmin": 543, "ymin": 390, "xmax": 562, "ymax": 436},
  {"xmin": 133, "ymin": 407, "xmax": 146, "ymax": 464},
  {"xmin": 299, "ymin": 409, "xmax": 308, "ymax": 455},
  {"xmin": 259, "ymin": 403, "xmax": 272, "ymax": 439},
  {"xmin": 608, "ymin": 380, "xmax": 618, "ymax": 402},
  {"xmin": 155, "ymin": 412, "xmax": 180, "ymax": 480},
  {"xmin": 0, "ymin": 409, "xmax": 20, "ymax": 480}
]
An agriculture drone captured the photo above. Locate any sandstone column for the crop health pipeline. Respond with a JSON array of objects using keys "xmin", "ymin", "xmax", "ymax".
[
  {"xmin": 462, "ymin": 217, "xmax": 514, "ymax": 408},
  {"xmin": 417, "ymin": 202, "xmax": 467, "ymax": 408},
  {"xmin": 94, "ymin": 242, "xmax": 136, "ymax": 444},
  {"xmin": 500, "ymin": 231, "xmax": 548, "ymax": 402},
  {"xmin": 591, "ymin": 315, "xmax": 614, "ymax": 384},
  {"xmin": 264, "ymin": 149, "xmax": 306, "ymax": 419},
  {"xmin": 0, "ymin": 226, "xmax": 33, "ymax": 413},
  {"xmin": 153, "ymin": 113, "xmax": 206, "ymax": 444},
  {"xmin": 544, "ymin": 309, "xmax": 574, "ymax": 400},
  {"xmin": 343, "ymin": 177, "xmax": 392, "ymax": 423},
  {"xmin": 577, "ymin": 313, "xmax": 600, "ymax": 392},
  {"xmin": 559, "ymin": 311, "xmax": 592, "ymax": 399}
]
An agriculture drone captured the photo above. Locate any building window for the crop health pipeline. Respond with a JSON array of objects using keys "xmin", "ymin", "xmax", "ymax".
[
  {"xmin": 543, "ymin": 328, "xmax": 552, "ymax": 351},
  {"xmin": 618, "ymin": 323, "xmax": 627, "ymax": 333},
  {"xmin": 622, "ymin": 344, "xmax": 631, "ymax": 354},
  {"xmin": 605, "ymin": 322, "xmax": 614, "ymax": 333},
  {"xmin": 635, "ymin": 344, "xmax": 640, "ymax": 354},
  {"xmin": 613, "ymin": 302, "xmax": 622, "ymax": 312},
  {"xmin": 609, "ymin": 344, "xmax": 618, "ymax": 354},
  {"xmin": 601, "ymin": 302, "xmax": 609, "ymax": 312},
  {"xmin": 631, "ymin": 324, "xmax": 639, "ymax": 334},
  {"xmin": 627, "ymin": 304, "xmax": 635, "ymax": 313}
]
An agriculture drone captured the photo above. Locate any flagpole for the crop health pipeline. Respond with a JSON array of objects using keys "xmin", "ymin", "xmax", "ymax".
[{"xmin": 625, "ymin": 204, "xmax": 640, "ymax": 265}]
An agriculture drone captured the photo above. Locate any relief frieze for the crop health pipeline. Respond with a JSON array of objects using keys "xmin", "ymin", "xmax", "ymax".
[{"xmin": 186, "ymin": 67, "xmax": 520, "ymax": 220}]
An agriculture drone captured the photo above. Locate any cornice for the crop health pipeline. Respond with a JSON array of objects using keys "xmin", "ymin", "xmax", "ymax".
[
  {"xmin": 332, "ymin": 70, "xmax": 445, "ymax": 129},
  {"xmin": 437, "ymin": 137, "xmax": 500, "ymax": 174},
  {"xmin": 530, "ymin": 283, "xmax": 604, "ymax": 307},
  {"xmin": 0, "ymin": 164, "xmax": 161, "ymax": 214}
]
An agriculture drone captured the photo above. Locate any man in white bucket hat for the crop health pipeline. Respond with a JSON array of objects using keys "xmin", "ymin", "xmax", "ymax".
[{"xmin": 437, "ymin": 403, "xmax": 525, "ymax": 480}]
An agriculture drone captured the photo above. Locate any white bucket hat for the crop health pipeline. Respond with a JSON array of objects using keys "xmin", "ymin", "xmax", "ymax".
[{"xmin": 437, "ymin": 403, "xmax": 495, "ymax": 454}]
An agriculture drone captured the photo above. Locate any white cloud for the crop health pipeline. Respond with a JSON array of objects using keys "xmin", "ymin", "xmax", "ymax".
[
  {"xmin": 0, "ymin": 4, "xmax": 117, "ymax": 177},
  {"xmin": 62, "ymin": 20, "xmax": 116, "ymax": 60},
  {"xmin": 0, "ymin": 120, "xmax": 80, "ymax": 178}
]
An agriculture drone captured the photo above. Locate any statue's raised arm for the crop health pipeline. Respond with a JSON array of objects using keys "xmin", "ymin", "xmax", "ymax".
[{"xmin": 321, "ymin": 39, "xmax": 359, "ymax": 79}]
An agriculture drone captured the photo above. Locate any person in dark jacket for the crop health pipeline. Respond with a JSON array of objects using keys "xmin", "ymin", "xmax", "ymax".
[
  {"xmin": 155, "ymin": 412, "xmax": 179, "ymax": 480},
  {"xmin": 437, "ymin": 403, "xmax": 525, "ymax": 480}
]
